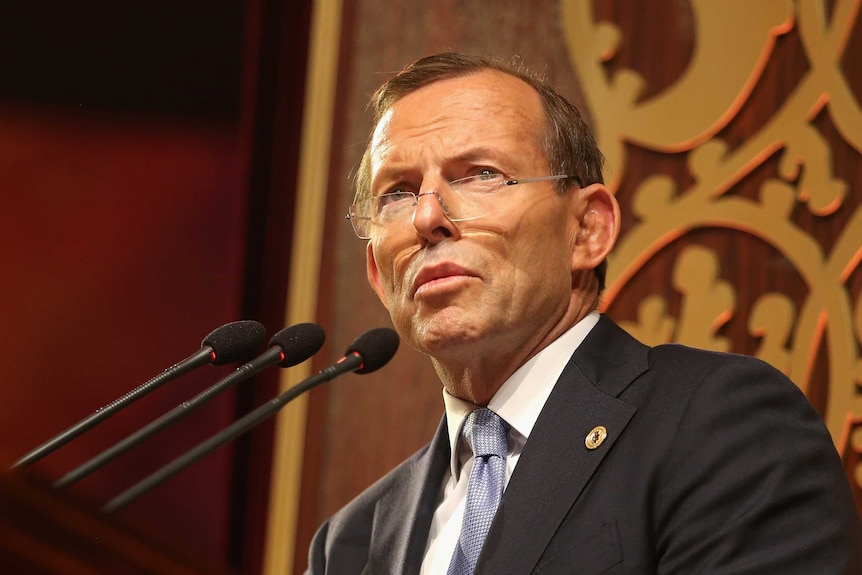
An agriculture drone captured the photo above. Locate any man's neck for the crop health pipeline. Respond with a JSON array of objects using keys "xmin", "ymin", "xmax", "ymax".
[{"xmin": 432, "ymin": 295, "xmax": 599, "ymax": 405}]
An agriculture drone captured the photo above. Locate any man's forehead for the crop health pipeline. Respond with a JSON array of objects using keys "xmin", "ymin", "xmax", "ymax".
[{"xmin": 369, "ymin": 71, "xmax": 543, "ymax": 157}]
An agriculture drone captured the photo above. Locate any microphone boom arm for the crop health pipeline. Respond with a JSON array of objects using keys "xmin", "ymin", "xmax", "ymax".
[
  {"xmin": 12, "ymin": 347, "xmax": 214, "ymax": 469},
  {"xmin": 54, "ymin": 349, "xmax": 281, "ymax": 489},
  {"xmin": 102, "ymin": 354, "xmax": 363, "ymax": 513}
]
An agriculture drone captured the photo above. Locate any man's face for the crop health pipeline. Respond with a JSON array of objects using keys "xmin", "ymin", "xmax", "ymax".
[{"xmin": 365, "ymin": 71, "xmax": 581, "ymax": 362}]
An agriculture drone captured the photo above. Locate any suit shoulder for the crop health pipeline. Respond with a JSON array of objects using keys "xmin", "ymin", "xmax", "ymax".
[
  {"xmin": 620, "ymin": 341, "xmax": 822, "ymax": 438},
  {"xmin": 648, "ymin": 342, "xmax": 798, "ymax": 392},
  {"xmin": 329, "ymin": 441, "xmax": 432, "ymax": 522},
  {"xmin": 306, "ymin": 442, "xmax": 438, "ymax": 573}
]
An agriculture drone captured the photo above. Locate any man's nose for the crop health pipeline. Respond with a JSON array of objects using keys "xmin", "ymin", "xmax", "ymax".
[
  {"xmin": 412, "ymin": 189, "xmax": 459, "ymax": 243},
  {"xmin": 415, "ymin": 190, "xmax": 448, "ymax": 212}
]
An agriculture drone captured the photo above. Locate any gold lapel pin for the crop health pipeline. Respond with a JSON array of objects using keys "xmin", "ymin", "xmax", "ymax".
[{"xmin": 585, "ymin": 426, "xmax": 608, "ymax": 450}]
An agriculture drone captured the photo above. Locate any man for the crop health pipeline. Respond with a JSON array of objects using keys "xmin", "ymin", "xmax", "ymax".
[{"xmin": 307, "ymin": 53, "xmax": 861, "ymax": 574}]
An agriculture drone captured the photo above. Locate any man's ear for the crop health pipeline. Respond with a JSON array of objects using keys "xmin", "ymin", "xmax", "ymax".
[
  {"xmin": 571, "ymin": 183, "xmax": 620, "ymax": 272},
  {"xmin": 366, "ymin": 241, "xmax": 389, "ymax": 307}
]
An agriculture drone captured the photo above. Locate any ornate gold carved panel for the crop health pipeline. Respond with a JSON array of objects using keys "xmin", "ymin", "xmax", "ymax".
[{"xmin": 562, "ymin": 0, "xmax": 862, "ymax": 503}]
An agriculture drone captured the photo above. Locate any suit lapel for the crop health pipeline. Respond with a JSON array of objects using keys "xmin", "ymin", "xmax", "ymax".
[
  {"xmin": 477, "ymin": 316, "xmax": 649, "ymax": 573},
  {"xmin": 366, "ymin": 416, "xmax": 450, "ymax": 575}
]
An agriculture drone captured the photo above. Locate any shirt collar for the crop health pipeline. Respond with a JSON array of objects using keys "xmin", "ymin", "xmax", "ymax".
[{"xmin": 442, "ymin": 311, "xmax": 600, "ymax": 478}]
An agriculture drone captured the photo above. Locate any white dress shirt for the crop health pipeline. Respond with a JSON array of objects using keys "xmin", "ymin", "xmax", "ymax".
[{"xmin": 419, "ymin": 312, "xmax": 600, "ymax": 574}]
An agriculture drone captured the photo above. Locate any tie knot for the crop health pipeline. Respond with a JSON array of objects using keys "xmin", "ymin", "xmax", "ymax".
[{"xmin": 463, "ymin": 408, "xmax": 508, "ymax": 459}]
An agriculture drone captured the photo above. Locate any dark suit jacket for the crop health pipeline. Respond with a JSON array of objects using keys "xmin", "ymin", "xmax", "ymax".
[{"xmin": 307, "ymin": 316, "xmax": 862, "ymax": 574}]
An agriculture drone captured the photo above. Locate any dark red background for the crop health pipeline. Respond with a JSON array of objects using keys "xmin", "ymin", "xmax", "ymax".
[{"xmin": 0, "ymin": 1, "xmax": 312, "ymax": 572}]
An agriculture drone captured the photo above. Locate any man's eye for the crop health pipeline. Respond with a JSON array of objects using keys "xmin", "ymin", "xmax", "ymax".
[
  {"xmin": 475, "ymin": 169, "xmax": 502, "ymax": 180},
  {"xmin": 377, "ymin": 190, "xmax": 415, "ymax": 208},
  {"xmin": 388, "ymin": 190, "xmax": 416, "ymax": 202}
]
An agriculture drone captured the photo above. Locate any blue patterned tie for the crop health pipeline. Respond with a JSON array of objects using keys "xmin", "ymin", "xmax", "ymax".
[{"xmin": 447, "ymin": 408, "xmax": 509, "ymax": 575}]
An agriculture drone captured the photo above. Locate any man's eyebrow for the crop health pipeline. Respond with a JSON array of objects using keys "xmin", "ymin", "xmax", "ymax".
[
  {"xmin": 371, "ymin": 166, "xmax": 408, "ymax": 185},
  {"xmin": 450, "ymin": 147, "xmax": 503, "ymax": 163},
  {"xmin": 369, "ymin": 147, "xmax": 508, "ymax": 189},
  {"xmin": 369, "ymin": 167, "xmax": 412, "ymax": 196}
]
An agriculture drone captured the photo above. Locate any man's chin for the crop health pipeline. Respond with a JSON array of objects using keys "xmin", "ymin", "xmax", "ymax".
[{"xmin": 411, "ymin": 323, "xmax": 484, "ymax": 358}]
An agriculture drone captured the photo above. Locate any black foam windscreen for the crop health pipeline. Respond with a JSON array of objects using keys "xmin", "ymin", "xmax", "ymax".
[
  {"xmin": 202, "ymin": 320, "xmax": 267, "ymax": 365},
  {"xmin": 269, "ymin": 323, "xmax": 326, "ymax": 367},
  {"xmin": 346, "ymin": 327, "xmax": 400, "ymax": 374}
]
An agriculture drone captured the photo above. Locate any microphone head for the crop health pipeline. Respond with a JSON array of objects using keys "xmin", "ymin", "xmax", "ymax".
[
  {"xmin": 346, "ymin": 327, "xmax": 400, "ymax": 374},
  {"xmin": 203, "ymin": 320, "xmax": 267, "ymax": 365},
  {"xmin": 269, "ymin": 323, "xmax": 326, "ymax": 367}
]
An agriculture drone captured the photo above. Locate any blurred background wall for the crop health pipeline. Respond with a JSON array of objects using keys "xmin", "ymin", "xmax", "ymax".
[
  {"xmin": 0, "ymin": 1, "xmax": 313, "ymax": 572},
  {"xmin": 0, "ymin": 1, "xmax": 859, "ymax": 574}
]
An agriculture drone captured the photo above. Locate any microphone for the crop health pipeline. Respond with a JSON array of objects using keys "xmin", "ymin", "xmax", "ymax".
[
  {"xmin": 102, "ymin": 327, "xmax": 399, "ymax": 513},
  {"xmin": 53, "ymin": 322, "xmax": 326, "ymax": 489},
  {"xmin": 12, "ymin": 320, "xmax": 267, "ymax": 469}
]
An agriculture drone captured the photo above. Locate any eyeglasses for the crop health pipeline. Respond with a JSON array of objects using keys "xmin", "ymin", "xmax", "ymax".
[{"xmin": 346, "ymin": 173, "xmax": 579, "ymax": 239}]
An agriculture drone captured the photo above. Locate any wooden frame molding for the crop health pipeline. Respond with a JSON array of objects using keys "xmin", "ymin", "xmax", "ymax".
[{"xmin": 261, "ymin": 0, "xmax": 343, "ymax": 573}]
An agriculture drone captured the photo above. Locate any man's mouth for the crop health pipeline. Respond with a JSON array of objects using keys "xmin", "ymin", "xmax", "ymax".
[{"xmin": 411, "ymin": 263, "xmax": 478, "ymax": 297}]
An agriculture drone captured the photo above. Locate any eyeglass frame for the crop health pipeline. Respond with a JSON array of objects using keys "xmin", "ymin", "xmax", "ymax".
[{"xmin": 345, "ymin": 173, "xmax": 582, "ymax": 239}]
